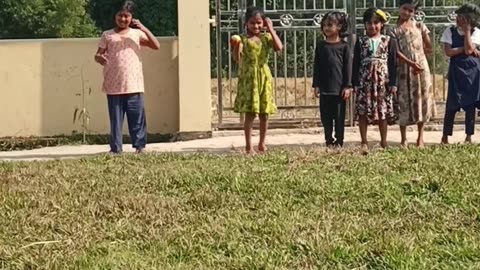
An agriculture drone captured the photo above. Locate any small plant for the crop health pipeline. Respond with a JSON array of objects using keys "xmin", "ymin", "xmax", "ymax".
[{"xmin": 73, "ymin": 67, "xmax": 92, "ymax": 144}]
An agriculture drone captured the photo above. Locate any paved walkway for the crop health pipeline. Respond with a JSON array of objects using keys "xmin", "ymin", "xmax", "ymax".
[{"xmin": 0, "ymin": 126, "xmax": 478, "ymax": 162}]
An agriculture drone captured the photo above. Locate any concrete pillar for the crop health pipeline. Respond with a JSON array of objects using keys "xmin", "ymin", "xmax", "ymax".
[{"xmin": 177, "ymin": 0, "xmax": 212, "ymax": 139}]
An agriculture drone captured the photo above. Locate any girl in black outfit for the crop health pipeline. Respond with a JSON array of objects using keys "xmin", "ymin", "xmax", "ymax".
[{"xmin": 313, "ymin": 12, "xmax": 353, "ymax": 147}]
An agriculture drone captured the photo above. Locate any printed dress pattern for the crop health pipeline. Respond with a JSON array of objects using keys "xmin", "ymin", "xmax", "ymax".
[
  {"xmin": 355, "ymin": 35, "xmax": 397, "ymax": 125},
  {"xmin": 234, "ymin": 33, "xmax": 277, "ymax": 115},
  {"xmin": 392, "ymin": 22, "xmax": 434, "ymax": 126}
]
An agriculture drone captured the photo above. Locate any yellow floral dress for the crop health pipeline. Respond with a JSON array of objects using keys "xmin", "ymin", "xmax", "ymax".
[{"xmin": 234, "ymin": 33, "xmax": 277, "ymax": 115}]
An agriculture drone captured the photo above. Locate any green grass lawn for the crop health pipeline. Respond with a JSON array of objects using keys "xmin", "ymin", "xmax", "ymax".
[{"xmin": 1, "ymin": 146, "xmax": 480, "ymax": 269}]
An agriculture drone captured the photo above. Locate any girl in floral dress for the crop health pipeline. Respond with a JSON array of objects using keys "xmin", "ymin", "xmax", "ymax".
[
  {"xmin": 231, "ymin": 6, "xmax": 283, "ymax": 154},
  {"xmin": 353, "ymin": 8, "xmax": 398, "ymax": 152},
  {"xmin": 391, "ymin": 0, "xmax": 434, "ymax": 148}
]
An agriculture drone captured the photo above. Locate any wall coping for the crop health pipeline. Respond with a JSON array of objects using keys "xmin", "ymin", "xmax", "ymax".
[{"xmin": 0, "ymin": 36, "xmax": 178, "ymax": 44}]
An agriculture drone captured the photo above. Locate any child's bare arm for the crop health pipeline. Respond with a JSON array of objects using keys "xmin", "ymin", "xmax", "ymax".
[
  {"xmin": 132, "ymin": 19, "xmax": 160, "ymax": 50},
  {"xmin": 94, "ymin": 47, "xmax": 108, "ymax": 65},
  {"xmin": 457, "ymin": 16, "xmax": 475, "ymax": 55},
  {"xmin": 443, "ymin": 43, "xmax": 464, "ymax": 57},
  {"xmin": 422, "ymin": 25, "xmax": 433, "ymax": 54},
  {"xmin": 264, "ymin": 18, "xmax": 283, "ymax": 52},
  {"xmin": 393, "ymin": 35, "xmax": 424, "ymax": 73},
  {"xmin": 140, "ymin": 28, "xmax": 160, "ymax": 50}
]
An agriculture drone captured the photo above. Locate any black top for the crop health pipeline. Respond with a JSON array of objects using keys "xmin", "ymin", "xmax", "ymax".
[{"xmin": 312, "ymin": 40, "xmax": 353, "ymax": 96}]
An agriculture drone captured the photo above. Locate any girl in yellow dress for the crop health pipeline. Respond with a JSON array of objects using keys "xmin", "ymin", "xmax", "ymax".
[{"xmin": 231, "ymin": 6, "xmax": 283, "ymax": 154}]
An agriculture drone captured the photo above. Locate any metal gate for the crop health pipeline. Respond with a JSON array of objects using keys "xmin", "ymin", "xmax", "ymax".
[{"xmin": 212, "ymin": 0, "xmax": 466, "ymax": 129}]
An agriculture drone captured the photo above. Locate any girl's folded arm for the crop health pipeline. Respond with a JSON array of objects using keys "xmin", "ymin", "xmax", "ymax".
[{"xmin": 443, "ymin": 43, "xmax": 464, "ymax": 57}]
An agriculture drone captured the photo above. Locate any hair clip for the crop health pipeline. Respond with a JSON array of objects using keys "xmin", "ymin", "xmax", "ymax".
[{"xmin": 375, "ymin": 9, "xmax": 388, "ymax": 21}]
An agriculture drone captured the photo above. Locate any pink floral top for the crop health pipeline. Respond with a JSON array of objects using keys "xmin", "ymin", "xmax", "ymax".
[{"xmin": 98, "ymin": 29, "xmax": 148, "ymax": 95}]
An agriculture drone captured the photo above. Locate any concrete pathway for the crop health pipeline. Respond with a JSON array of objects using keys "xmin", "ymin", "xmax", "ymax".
[{"xmin": 0, "ymin": 126, "xmax": 478, "ymax": 162}]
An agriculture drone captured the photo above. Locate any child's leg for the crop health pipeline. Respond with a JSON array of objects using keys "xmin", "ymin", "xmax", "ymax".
[
  {"xmin": 244, "ymin": 113, "xmax": 256, "ymax": 153},
  {"xmin": 400, "ymin": 126, "xmax": 408, "ymax": 147},
  {"xmin": 465, "ymin": 106, "xmax": 475, "ymax": 143},
  {"xmin": 442, "ymin": 109, "xmax": 456, "ymax": 144},
  {"xmin": 125, "ymin": 93, "xmax": 147, "ymax": 151},
  {"xmin": 258, "ymin": 113, "xmax": 269, "ymax": 152},
  {"xmin": 359, "ymin": 116, "xmax": 368, "ymax": 146},
  {"xmin": 378, "ymin": 120, "xmax": 388, "ymax": 148},
  {"xmin": 334, "ymin": 96, "xmax": 346, "ymax": 146},
  {"xmin": 417, "ymin": 122, "xmax": 425, "ymax": 148},
  {"xmin": 107, "ymin": 95, "xmax": 126, "ymax": 153},
  {"xmin": 320, "ymin": 95, "xmax": 334, "ymax": 146}
]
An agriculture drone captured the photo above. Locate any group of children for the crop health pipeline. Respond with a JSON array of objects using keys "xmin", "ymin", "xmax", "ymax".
[
  {"xmin": 231, "ymin": 1, "xmax": 480, "ymax": 154},
  {"xmin": 94, "ymin": 0, "xmax": 480, "ymax": 154}
]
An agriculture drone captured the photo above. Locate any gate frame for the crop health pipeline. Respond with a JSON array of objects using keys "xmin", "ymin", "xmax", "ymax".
[{"xmin": 213, "ymin": 0, "xmax": 465, "ymax": 129}]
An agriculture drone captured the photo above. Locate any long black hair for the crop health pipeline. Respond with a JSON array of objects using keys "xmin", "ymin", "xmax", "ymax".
[
  {"xmin": 456, "ymin": 3, "xmax": 480, "ymax": 28},
  {"xmin": 320, "ymin": 11, "xmax": 351, "ymax": 38}
]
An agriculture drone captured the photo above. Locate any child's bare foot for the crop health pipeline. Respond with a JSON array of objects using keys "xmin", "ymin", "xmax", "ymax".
[
  {"xmin": 245, "ymin": 146, "xmax": 255, "ymax": 155},
  {"xmin": 135, "ymin": 148, "xmax": 145, "ymax": 154},
  {"xmin": 465, "ymin": 135, "xmax": 472, "ymax": 144},
  {"xmin": 441, "ymin": 136, "xmax": 449, "ymax": 145},
  {"xmin": 360, "ymin": 143, "xmax": 369, "ymax": 155},
  {"xmin": 257, "ymin": 144, "xmax": 267, "ymax": 153},
  {"xmin": 416, "ymin": 139, "xmax": 425, "ymax": 149},
  {"xmin": 380, "ymin": 141, "xmax": 388, "ymax": 149},
  {"xmin": 400, "ymin": 140, "xmax": 409, "ymax": 149}
]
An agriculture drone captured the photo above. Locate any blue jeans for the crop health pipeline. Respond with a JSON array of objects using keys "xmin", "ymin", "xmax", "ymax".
[{"xmin": 107, "ymin": 93, "xmax": 147, "ymax": 153}]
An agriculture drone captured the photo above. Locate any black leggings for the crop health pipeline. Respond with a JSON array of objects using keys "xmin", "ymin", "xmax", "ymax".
[{"xmin": 320, "ymin": 95, "xmax": 346, "ymax": 145}]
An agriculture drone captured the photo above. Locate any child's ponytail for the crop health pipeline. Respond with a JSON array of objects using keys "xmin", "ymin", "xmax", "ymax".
[{"xmin": 340, "ymin": 13, "xmax": 351, "ymax": 38}]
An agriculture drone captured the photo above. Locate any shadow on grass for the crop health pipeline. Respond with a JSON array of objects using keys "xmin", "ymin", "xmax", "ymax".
[{"xmin": 0, "ymin": 133, "xmax": 175, "ymax": 152}]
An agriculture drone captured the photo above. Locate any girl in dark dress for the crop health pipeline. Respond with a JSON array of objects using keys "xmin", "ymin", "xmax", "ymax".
[{"xmin": 440, "ymin": 3, "xmax": 480, "ymax": 144}]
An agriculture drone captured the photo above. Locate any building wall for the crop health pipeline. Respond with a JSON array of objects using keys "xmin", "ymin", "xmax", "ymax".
[{"xmin": 0, "ymin": 38, "xmax": 180, "ymax": 137}]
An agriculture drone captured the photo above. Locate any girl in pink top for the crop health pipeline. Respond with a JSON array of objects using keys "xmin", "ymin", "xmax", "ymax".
[{"xmin": 94, "ymin": 1, "xmax": 160, "ymax": 154}]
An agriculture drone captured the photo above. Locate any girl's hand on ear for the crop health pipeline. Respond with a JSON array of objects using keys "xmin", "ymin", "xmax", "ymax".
[
  {"xmin": 131, "ymin": 19, "xmax": 147, "ymax": 32},
  {"xmin": 264, "ymin": 17, "xmax": 274, "ymax": 33}
]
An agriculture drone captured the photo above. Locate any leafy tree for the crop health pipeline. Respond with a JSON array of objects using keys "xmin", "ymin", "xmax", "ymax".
[
  {"xmin": 88, "ymin": 0, "xmax": 177, "ymax": 36},
  {"xmin": 0, "ymin": 0, "xmax": 97, "ymax": 39}
]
